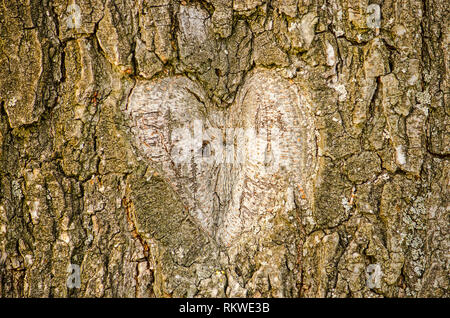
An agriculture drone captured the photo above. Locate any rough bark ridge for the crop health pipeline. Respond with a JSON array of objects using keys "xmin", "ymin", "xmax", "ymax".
[{"xmin": 0, "ymin": 0, "xmax": 448, "ymax": 297}]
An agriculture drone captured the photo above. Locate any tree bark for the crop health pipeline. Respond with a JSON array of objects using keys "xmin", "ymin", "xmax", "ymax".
[{"xmin": 0, "ymin": 0, "xmax": 448, "ymax": 297}]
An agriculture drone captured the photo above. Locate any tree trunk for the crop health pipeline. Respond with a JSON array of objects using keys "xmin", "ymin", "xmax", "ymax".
[{"xmin": 0, "ymin": 0, "xmax": 448, "ymax": 298}]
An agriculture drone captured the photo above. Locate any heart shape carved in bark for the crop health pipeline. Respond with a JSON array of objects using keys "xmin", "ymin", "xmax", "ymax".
[{"xmin": 125, "ymin": 69, "xmax": 316, "ymax": 247}]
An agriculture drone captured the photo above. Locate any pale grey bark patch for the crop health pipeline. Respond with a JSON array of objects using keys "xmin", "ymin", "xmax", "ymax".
[{"xmin": 126, "ymin": 69, "xmax": 316, "ymax": 249}]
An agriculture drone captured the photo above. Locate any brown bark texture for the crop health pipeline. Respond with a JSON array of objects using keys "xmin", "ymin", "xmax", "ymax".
[{"xmin": 0, "ymin": 0, "xmax": 448, "ymax": 297}]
